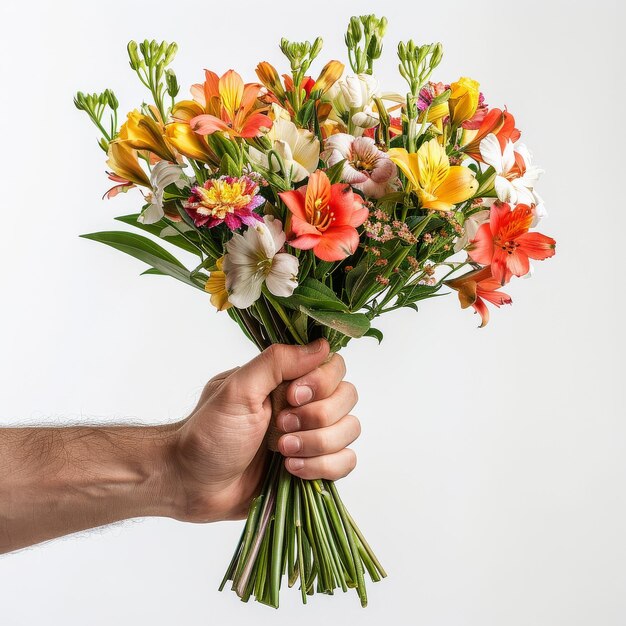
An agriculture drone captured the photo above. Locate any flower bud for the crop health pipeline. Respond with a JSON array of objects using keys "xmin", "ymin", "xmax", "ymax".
[
  {"xmin": 105, "ymin": 89, "xmax": 119, "ymax": 110},
  {"xmin": 166, "ymin": 69, "xmax": 179, "ymax": 98},
  {"xmin": 127, "ymin": 41, "xmax": 140, "ymax": 70},
  {"xmin": 165, "ymin": 42, "xmax": 178, "ymax": 65},
  {"xmin": 310, "ymin": 37, "xmax": 323, "ymax": 60}
]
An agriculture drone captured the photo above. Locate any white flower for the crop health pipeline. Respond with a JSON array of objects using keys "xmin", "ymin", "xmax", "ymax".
[
  {"xmin": 139, "ymin": 161, "xmax": 187, "ymax": 224},
  {"xmin": 249, "ymin": 117, "xmax": 319, "ymax": 183},
  {"xmin": 223, "ymin": 215, "xmax": 299, "ymax": 309},
  {"xmin": 351, "ymin": 105, "xmax": 380, "ymax": 129},
  {"xmin": 339, "ymin": 74, "xmax": 379, "ymax": 109},
  {"xmin": 479, "ymin": 134, "xmax": 545, "ymax": 212}
]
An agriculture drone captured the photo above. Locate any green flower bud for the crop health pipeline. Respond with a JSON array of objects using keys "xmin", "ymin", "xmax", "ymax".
[
  {"xmin": 127, "ymin": 41, "xmax": 140, "ymax": 70},
  {"xmin": 106, "ymin": 89, "xmax": 119, "ymax": 110},
  {"xmin": 310, "ymin": 37, "xmax": 323, "ymax": 60},
  {"xmin": 349, "ymin": 16, "xmax": 362, "ymax": 43},
  {"xmin": 377, "ymin": 16, "xmax": 388, "ymax": 38},
  {"xmin": 165, "ymin": 42, "xmax": 178, "ymax": 65},
  {"xmin": 166, "ymin": 69, "xmax": 179, "ymax": 98},
  {"xmin": 73, "ymin": 92, "xmax": 86, "ymax": 110}
]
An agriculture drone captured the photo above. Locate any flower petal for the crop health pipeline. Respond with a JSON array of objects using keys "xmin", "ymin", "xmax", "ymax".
[
  {"xmin": 267, "ymin": 253, "xmax": 299, "ymax": 297},
  {"xmin": 313, "ymin": 224, "xmax": 359, "ymax": 261}
]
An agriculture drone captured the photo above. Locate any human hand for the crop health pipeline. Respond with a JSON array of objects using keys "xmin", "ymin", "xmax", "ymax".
[{"xmin": 170, "ymin": 339, "xmax": 361, "ymax": 523}]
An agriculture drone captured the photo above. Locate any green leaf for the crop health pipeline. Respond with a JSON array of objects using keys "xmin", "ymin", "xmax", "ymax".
[
  {"xmin": 364, "ymin": 327, "xmax": 384, "ymax": 343},
  {"xmin": 140, "ymin": 268, "xmax": 164, "ymax": 276},
  {"xmin": 325, "ymin": 158, "xmax": 347, "ymax": 184},
  {"xmin": 81, "ymin": 230, "xmax": 203, "ymax": 290},
  {"xmin": 115, "ymin": 214, "xmax": 202, "ymax": 257},
  {"xmin": 278, "ymin": 277, "xmax": 349, "ymax": 313},
  {"xmin": 300, "ymin": 307, "xmax": 370, "ymax": 338}
]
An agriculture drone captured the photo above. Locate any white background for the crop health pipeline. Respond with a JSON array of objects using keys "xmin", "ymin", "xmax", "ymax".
[{"xmin": 0, "ymin": 0, "xmax": 624, "ymax": 624}]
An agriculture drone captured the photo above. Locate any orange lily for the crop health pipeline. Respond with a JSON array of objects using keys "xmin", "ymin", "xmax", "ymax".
[
  {"xmin": 445, "ymin": 266, "xmax": 512, "ymax": 327},
  {"xmin": 469, "ymin": 202, "xmax": 556, "ymax": 284},
  {"xmin": 279, "ymin": 170, "xmax": 368, "ymax": 261},
  {"xmin": 388, "ymin": 139, "xmax": 478, "ymax": 211},
  {"xmin": 462, "ymin": 108, "xmax": 521, "ymax": 161},
  {"xmin": 189, "ymin": 70, "xmax": 272, "ymax": 139}
]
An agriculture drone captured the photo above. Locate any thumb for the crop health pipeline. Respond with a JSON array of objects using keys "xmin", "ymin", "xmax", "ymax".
[{"xmin": 229, "ymin": 339, "xmax": 330, "ymax": 406}]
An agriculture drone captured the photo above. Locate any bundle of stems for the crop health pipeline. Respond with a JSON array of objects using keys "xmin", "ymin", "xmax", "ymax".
[{"xmin": 220, "ymin": 302, "xmax": 386, "ymax": 608}]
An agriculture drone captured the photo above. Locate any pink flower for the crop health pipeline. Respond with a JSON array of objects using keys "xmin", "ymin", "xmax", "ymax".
[
  {"xmin": 322, "ymin": 134, "xmax": 397, "ymax": 199},
  {"xmin": 184, "ymin": 175, "xmax": 264, "ymax": 230}
]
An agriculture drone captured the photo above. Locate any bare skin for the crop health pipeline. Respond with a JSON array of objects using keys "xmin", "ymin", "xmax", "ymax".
[{"xmin": 0, "ymin": 339, "xmax": 361, "ymax": 554}]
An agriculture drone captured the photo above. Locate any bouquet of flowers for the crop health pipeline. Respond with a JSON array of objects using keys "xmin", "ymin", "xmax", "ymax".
[{"xmin": 75, "ymin": 14, "xmax": 556, "ymax": 608}]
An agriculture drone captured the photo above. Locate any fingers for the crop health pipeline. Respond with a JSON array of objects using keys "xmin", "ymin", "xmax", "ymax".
[
  {"xmin": 285, "ymin": 352, "xmax": 347, "ymax": 407},
  {"xmin": 277, "ymin": 413, "xmax": 361, "ymax": 458},
  {"xmin": 285, "ymin": 448, "xmax": 357, "ymax": 481},
  {"xmin": 228, "ymin": 340, "xmax": 330, "ymax": 405},
  {"xmin": 277, "ymin": 381, "xmax": 358, "ymax": 432}
]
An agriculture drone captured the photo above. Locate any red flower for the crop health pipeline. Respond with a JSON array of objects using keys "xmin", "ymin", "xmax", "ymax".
[
  {"xmin": 279, "ymin": 170, "xmax": 369, "ymax": 261},
  {"xmin": 469, "ymin": 202, "xmax": 556, "ymax": 284},
  {"xmin": 446, "ymin": 266, "xmax": 512, "ymax": 327}
]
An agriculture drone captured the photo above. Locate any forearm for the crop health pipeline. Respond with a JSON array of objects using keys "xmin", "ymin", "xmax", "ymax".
[{"xmin": 0, "ymin": 424, "xmax": 182, "ymax": 554}]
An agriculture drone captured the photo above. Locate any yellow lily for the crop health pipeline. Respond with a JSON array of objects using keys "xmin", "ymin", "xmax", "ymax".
[
  {"xmin": 205, "ymin": 257, "xmax": 232, "ymax": 311},
  {"xmin": 119, "ymin": 109, "xmax": 178, "ymax": 162},
  {"xmin": 106, "ymin": 141, "xmax": 150, "ymax": 188},
  {"xmin": 448, "ymin": 77, "xmax": 480, "ymax": 126},
  {"xmin": 388, "ymin": 139, "xmax": 478, "ymax": 211}
]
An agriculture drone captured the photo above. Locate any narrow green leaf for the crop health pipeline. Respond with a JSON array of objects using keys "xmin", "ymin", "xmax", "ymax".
[
  {"xmin": 300, "ymin": 307, "xmax": 370, "ymax": 338},
  {"xmin": 81, "ymin": 230, "xmax": 203, "ymax": 290},
  {"xmin": 115, "ymin": 214, "xmax": 202, "ymax": 257}
]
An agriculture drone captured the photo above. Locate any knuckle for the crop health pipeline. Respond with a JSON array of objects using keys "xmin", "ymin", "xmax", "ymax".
[
  {"xmin": 314, "ymin": 429, "xmax": 331, "ymax": 454},
  {"xmin": 314, "ymin": 405, "xmax": 330, "ymax": 428}
]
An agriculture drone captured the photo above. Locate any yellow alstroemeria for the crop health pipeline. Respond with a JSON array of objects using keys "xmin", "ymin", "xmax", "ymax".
[
  {"xmin": 120, "ymin": 109, "xmax": 178, "ymax": 162},
  {"xmin": 388, "ymin": 138, "xmax": 478, "ymax": 211},
  {"xmin": 205, "ymin": 257, "xmax": 232, "ymax": 311},
  {"xmin": 166, "ymin": 121, "xmax": 218, "ymax": 164},
  {"xmin": 106, "ymin": 141, "xmax": 150, "ymax": 188},
  {"xmin": 448, "ymin": 77, "xmax": 480, "ymax": 126}
]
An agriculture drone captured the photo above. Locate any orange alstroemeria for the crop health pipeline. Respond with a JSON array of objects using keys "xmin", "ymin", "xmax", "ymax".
[
  {"xmin": 469, "ymin": 202, "xmax": 556, "ymax": 284},
  {"xmin": 462, "ymin": 108, "xmax": 521, "ymax": 162},
  {"xmin": 279, "ymin": 170, "xmax": 368, "ymax": 261},
  {"xmin": 189, "ymin": 70, "xmax": 272, "ymax": 139},
  {"xmin": 388, "ymin": 139, "xmax": 478, "ymax": 211},
  {"xmin": 445, "ymin": 266, "xmax": 512, "ymax": 327}
]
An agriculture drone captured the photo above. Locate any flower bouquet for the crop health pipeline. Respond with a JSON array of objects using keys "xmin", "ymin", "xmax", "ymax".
[{"xmin": 75, "ymin": 14, "xmax": 556, "ymax": 608}]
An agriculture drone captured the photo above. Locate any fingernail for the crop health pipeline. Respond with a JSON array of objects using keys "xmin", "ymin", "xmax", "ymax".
[
  {"xmin": 282, "ymin": 435, "xmax": 302, "ymax": 455},
  {"xmin": 303, "ymin": 339, "xmax": 324, "ymax": 353},
  {"xmin": 281, "ymin": 413, "xmax": 300, "ymax": 433},
  {"xmin": 294, "ymin": 385, "xmax": 313, "ymax": 406},
  {"xmin": 288, "ymin": 458, "xmax": 305, "ymax": 471}
]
